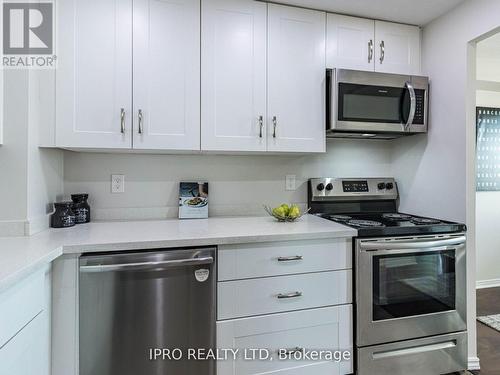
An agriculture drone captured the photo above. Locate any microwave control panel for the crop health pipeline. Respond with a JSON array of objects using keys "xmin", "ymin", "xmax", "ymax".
[{"xmin": 413, "ymin": 89, "xmax": 426, "ymax": 125}]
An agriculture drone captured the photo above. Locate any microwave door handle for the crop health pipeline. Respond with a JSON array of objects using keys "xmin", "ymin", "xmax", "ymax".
[{"xmin": 404, "ymin": 81, "xmax": 416, "ymax": 132}]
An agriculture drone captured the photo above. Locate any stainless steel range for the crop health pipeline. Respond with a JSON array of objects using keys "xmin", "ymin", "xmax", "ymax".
[{"xmin": 308, "ymin": 177, "xmax": 468, "ymax": 375}]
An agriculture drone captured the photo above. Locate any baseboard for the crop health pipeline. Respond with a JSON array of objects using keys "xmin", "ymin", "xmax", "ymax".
[
  {"xmin": 468, "ymin": 356, "xmax": 480, "ymax": 371},
  {"xmin": 477, "ymin": 278, "xmax": 500, "ymax": 289}
]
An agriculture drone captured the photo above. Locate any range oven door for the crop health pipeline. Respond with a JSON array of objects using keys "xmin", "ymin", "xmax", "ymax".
[
  {"xmin": 356, "ymin": 234, "xmax": 466, "ymax": 347},
  {"xmin": 327, "ymin": 68, "xmax": 428, "ymax": 135}
]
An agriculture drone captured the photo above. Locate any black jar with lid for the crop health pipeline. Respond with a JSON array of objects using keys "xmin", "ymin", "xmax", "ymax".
[
  {"xmin": 51, "ymin": 202, "xmax": 76, "ymax": 228},
  {"xmin": 71, "ymin": 194, "xmax": 91, "ymax": 224}
]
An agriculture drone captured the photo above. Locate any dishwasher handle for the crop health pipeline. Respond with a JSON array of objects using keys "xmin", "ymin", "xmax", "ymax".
[{"xmin": 80, "ymin": 256, "xmax": 214, "ymax": 273}]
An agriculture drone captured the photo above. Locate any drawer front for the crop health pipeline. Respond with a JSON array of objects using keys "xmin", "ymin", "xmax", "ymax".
[
  {"xmin": 218, "ymin": 238, "xmax": 352, "ymax": 281},
  {"xmin": 218, "ymin": 270, "xmax": 351, "ymax": 320},
  {"xmin": 217, "ymin": 305, "xmax": 353, "ymax": 375},
  {"xmin": 0, "ymin": 269, "xmax": 45, "ymax": 347},
  {"xmin": 357, "ymin": 331, "xmax": 467, "ymax": 375}
]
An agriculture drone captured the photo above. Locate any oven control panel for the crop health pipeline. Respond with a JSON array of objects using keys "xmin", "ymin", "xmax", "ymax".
[{"xmin": 309, "ymin": 177, "xmax": 398, "ymax": 201}]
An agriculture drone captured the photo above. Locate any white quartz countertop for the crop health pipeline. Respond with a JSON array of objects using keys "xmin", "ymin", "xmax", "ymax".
[{"xmin": 0, "ymin": 215, "xmax": 355, "ymax": 291}]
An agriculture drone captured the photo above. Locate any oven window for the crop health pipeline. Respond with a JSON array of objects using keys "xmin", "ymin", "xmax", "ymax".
[
  {"xmin": 372, "ymin": 250, "xmax": 456, "ymax": 321},
  {"xmin": 338, "ymin": 83, "xmax": 410, "ymax": 123}
]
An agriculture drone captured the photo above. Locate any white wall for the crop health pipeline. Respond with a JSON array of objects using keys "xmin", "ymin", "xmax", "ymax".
[
  {"xmin": 475, "ymin": 44, "xmax": 500, "ymax": 285},
  {"xmin": 0, "ymin": 71, "xmax": 29, "ymax": 235},
  {"xmin": 27, "ymin": 71, "xmax": 64, "ymax": 234},
  {"xmin": 63, "ymin": 139, "xmax": 392, "ymax": 220},
  {"xmin": 0, "ymin": 70, "xmax": 64, "ymax": 236},
  {"xmin": 393, "ymin": 0, "xmax": 500, "ymax": 368}
]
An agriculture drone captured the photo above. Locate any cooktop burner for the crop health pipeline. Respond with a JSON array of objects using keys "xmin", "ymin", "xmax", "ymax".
[
  {"xmin": 329, "ymin": 214, "xmax": 352, "ymax": 221},
  {"xmin": 382, "ymin": 213, "xmax": 413, "ymax": 221},
  {"xmin": 348, "ymin": 219, "xmax": 384, "ymax": 228},
  {"xmin": 411, "ymin": 217, "xmax": 441, "ymax": 225}
]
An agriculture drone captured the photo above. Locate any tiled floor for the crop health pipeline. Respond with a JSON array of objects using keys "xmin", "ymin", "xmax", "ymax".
[{"xmin": 473, "ymin": 287, "xmax": 500, "ymax": 375}]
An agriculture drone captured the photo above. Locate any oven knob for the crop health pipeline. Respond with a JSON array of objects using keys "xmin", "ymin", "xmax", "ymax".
[
  {"xmin": 325, "ymin": 183, "xmax": 333, "ymax": 191},
  {"xmin": 386, "ymin": 182, "xmax": 394, "ymax": 190},
  {"xmin": 317, "ymin": 183, "xmax": 325, "ymax": 191},
  {"xmin": 377, "ymin": 182, "xmax": 386, "ymax": 190}
]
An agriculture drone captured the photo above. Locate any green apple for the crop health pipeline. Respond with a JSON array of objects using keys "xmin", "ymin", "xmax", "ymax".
[
  {"xmin": 279, "ymin": 204, "xmax": 290, "ymax": 216},
  {"xmin": 289, "ymin": 205, "xmax": 300, "ymax": 219}
]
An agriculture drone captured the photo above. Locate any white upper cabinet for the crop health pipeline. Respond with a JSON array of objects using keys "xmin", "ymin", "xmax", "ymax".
[
  {"xmin": 201, "ymin": 0, "xmax": 267, "ymax": 152},
  {"xmin": 326, "ymin": 15, "xmax": 421, "ymax": 75},
  {"xmin": 267, "ymin": 4, "xmax": 326, "ymax": 153},
  {"xmin": 56, "ymin": 0, "xmax": 133, "ymax": 149},
  {"xmin": 374, "ymin": 21, "xmax": 421, "ymax": 75},
  {"xmin": 133, "ymin": 0, "xmax": 200, "ymax": 151},
  {"xmin": 327, "ymin": 14, "xmax": 375, "ymax": 71}
]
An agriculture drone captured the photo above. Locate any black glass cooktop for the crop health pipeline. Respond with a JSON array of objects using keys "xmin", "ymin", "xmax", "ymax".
[{"xmin": 319, "ymin": 212, "xmax": 467, "ymax": 237}]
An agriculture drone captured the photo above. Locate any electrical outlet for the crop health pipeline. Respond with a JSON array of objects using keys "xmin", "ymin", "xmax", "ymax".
[
  {"xmin": 285, "ymin": 175, "xmax": 296, "ymax": 191},
  {"xmin": 111, "ymin": 174, "xmax": 125, "ymax": 193}
]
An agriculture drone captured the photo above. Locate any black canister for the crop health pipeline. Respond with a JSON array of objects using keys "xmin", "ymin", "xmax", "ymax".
[
  {"xmin": 51, "ymin": 202, "xmax": 76, "ymax": 228},
  {"xmin": 71, "ymin": 193, "xmax": 91, "ymax": 224}
]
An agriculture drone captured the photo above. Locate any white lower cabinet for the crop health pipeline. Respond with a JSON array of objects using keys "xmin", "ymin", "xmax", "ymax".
[
  {"xmin": 217, "ymin": 305, "xmax": 353, "ymax": 375},
  {"xmin": 0, "ymin": 311, "xmax": 50, "ymax": 375},
  {"xmin": 0, "ymin": 266, "xmax": 51, "ymax": 375}
]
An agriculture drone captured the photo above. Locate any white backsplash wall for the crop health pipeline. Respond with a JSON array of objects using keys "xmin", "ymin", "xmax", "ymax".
[{"xmin": 63, "ymin": 139, "xmax": 392, "ymax": 220}]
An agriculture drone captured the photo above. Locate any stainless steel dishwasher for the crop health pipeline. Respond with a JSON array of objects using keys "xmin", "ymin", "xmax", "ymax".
[{"xmin": 79, "ymin": 247, "xmax": 216, "ymax": 375}]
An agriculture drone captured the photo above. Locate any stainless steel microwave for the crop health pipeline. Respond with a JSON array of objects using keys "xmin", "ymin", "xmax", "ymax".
[{"xmin": 326, "ymin": 69, "xmax": 429, "ymax": 139}]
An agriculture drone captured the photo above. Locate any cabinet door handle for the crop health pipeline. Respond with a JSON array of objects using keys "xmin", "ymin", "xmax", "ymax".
[
  {"xmin": 259, "ymin": 115, "xmax": 263, "ymax": 138},
  {"xmin": 368, "ymin": 39, "xmax": 373, "ymax": 63},
  {"xmin": 277, "ymin": 255, "xmax": 303, "ymax": 262},
  {"xmin": 138, "ymin": 109, "xmax": 144, "ymax": 134},
  {"xmin": 379, "ymin": 40, "xmax": 385, "ymax": 63},
  {"xmin": 277, "ymin": 291, "xmax": 302, "ymax": 299},
  {"xmin": 272, "ymin": 116, "xmax": 277, "ymax": 138},
  {"xmin": 120, "ymin": 108, "xmax": 125, "ymax": 134}
]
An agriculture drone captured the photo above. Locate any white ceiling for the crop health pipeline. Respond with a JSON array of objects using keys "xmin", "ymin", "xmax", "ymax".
[{"xmin": 270, "ymin": 0, "xmax": 466, "ymax": 26}]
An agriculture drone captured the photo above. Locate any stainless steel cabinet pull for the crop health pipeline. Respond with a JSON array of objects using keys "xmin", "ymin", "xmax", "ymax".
[
  {"xmin": 138, "ymin": 109, "xmax": 144, "ymax": 134},
  {"xmin": 379, "ymin": 40, "xmax": 385, "ymax": 63},
  {"xmin": 277, "ymin": 291, "xmax": 302, "ymax": 299},
  {"xmin": 277, "ymin": 255, "xmax": 303, "ymax": 262},
  {"xmin": 272, "ymin": 116, "xmax": 277, "ymax": 138},
  {"xmin": 259, "ymin": 115, "xmax": 263, "ymax": 138},
  {"xmin": 282, "ymin": 347, "xmax": 304, "ymax": 355},
  {"xmin": 120, "ymin": 108, "xmax": 125, "ymax": 133},
  {"xmin": 368, "ymin": 39, "xmax": 373, "ymax": 63}
]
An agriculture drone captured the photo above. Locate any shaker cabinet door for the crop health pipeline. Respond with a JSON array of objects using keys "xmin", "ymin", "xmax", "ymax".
[
  {"xmin": 374, "ymin": 21, "xmax": 421, "ymax": 75},
  {"xmin": 201, "ymin": 0, "xmax": 267, "ymax": 152},
  {"xmin": 133, "ymin": 0, "xmax": 200, "ymax": 150},
  {"xmin": 56, "ymin": 0, "xmax": 133, "ymax": 148},
  {"xmin": 267, "ymin": 4, "xmax": 326, "ymax": 153},
  {"xmin": 327, "ymin": 14, "xmax": 375, "ymax": 71},
  {"xmin": 217, "ymin": 306, "xmax": 353, "ymax": 375}
]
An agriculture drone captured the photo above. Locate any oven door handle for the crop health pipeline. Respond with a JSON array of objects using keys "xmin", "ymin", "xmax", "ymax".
[{"xmin": 360, "ymin": 236, "xmax": 466, "ymax": 251}]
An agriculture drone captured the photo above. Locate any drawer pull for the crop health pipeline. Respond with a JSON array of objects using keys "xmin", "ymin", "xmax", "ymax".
[
  {"xmin": 281, "ymin": 346, "xmax": 304, "ymax": 355},
  {"xmin": 277, "ymin": 255, "xmax": 303, "ymax": 262},
  {"xmin": 277, "ymin": 291, "xmax": 302, "ymax": 299}
]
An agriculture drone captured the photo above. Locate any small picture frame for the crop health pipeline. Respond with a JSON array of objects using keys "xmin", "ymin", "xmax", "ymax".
[{"xmin": 179, "ymin": 182, "xmax": 209, "ymax": 219}]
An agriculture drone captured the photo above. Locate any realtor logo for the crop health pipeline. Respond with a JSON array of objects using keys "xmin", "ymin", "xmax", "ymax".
[{"xmin": 2, "ymin": 1, "xmax": 56, "ymax": 68}]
